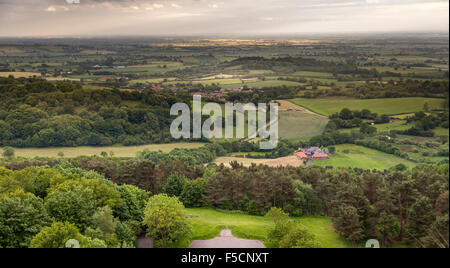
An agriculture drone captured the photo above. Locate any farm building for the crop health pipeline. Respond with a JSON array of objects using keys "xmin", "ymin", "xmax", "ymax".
[
  {"xmin": 296, "ymin": 152, "xmax": 308, "ymax": 160},
  {"xmin": 297, "ymin": 147, "xmax": 330, "ymax": 161},
  {"xmin": 312, "ymin": 153, "xmax": 329, "ymax": 159},
  {"xmin": 99, "ymin": 77, "xmax": 113, "ymax": 82}
]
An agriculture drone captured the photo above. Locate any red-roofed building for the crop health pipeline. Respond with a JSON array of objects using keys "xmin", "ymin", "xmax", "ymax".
[
  {"xmin": 312, "ymin": 153, "xmax": 328, "ymax": 159},
  {"xmin": 151, "ymin": 84, "xmax": 163, "ymax": 91},
  {"xmin": 296, "ymin": 152, "xmax": 308, "ymax": 160},
  {"xmin": 99, "ymin": 77, "xmax": 113, "ymax": 82}
]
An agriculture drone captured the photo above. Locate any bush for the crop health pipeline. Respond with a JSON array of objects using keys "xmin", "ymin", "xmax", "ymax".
[{"xmin": 1, "ymin": 147, "xmax": 15, "ymax": 158}]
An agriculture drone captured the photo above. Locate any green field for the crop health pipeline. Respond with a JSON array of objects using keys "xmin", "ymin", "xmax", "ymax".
[
  {"xmin": 311, "ymin": 144, "xmax": 416, "ymax": 170},
  {"xmin": 218, "ymin": 79, "xmax": 304, "ymax": 89},
  {"xmin": 175, "ymin": 208, "xmax": 350, "ymax": 248},
  {"xmin": 361, "ymin": 66, "xmax": 443, "ymax": 77},
  {"xmin": 279, "ymin": 110, "xmax": 329, "ymax": 139},
  {"xmin": 339, "ymin": 120, "xmax": 411, "ymax": 134},
  {"xmin": 89, "ymin": 62, "xmax": 185, "ymax": 76},
  {"xmin": 0, "ymin": 143, "xmax": 205, "ymax": 158},
  {"xmin": 290, "ymin": 97, "xmax": 445, "ymax": 116},
  {"xmin": 434, "ymin": 128, "xmax": 449, "ymax": 136},
  {"xmin": 129, "ymin": 77, "xmax": 177, "ymax": 84},
  {"xmin": 292, "ymin": 71, "xmax": 334, "ymax": 78}
]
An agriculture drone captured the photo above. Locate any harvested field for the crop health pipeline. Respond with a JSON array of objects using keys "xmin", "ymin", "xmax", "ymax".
[
  {"xmin": 0, "ymin": 72, "xmax": 41, "ymax": 78},
  {"xmin": 277, "ymin": 99, "xmax": 327, "ymax": 117},
  {"xmin": 1, "ymin": 143, "xmax": 205, "ymax": 158},
  {"xmin": 213, "ymin": 155, "xmax": 302, "ymax": 167}
]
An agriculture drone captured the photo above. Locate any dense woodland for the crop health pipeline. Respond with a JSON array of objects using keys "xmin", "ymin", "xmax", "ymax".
[
  {"xmin": 0, "ymin": 77, "xmax": 191, "ymax": 147},
  {"xmin": 1, "ymin": 153, "xmax": 448, "ymax": 248},
  {"xmin": 0, "ymin": 164, "xmax": 148, "ymax": 248}
]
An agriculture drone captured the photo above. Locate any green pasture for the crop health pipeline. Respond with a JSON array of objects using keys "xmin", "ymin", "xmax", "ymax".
[
  {"xmin": 290, "ymin": 97, "xmax": 445, "ymax": 116},
  {"xmin": 311, "ymin": 144, "xmax": 416, "ymax": 170}
]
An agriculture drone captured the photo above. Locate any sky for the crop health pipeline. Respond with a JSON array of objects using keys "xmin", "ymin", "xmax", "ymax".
[{"xmin": 0, "ymin": 0, "xmax": 448, "ymax": 36}]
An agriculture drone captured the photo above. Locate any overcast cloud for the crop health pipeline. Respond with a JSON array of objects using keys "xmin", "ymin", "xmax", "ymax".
[{"xmin": 0, "ymin": 0, "xmax": 448, "ymax": 36}]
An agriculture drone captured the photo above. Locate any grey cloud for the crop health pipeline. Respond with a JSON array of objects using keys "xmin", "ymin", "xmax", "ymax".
[{"xmin": 0, "ymin": 0, "xmax": 448, "ymax": 36}]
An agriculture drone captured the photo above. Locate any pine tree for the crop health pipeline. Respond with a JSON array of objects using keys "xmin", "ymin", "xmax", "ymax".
[
  {"xmin": 376, "ymin": 212, "xmax": 400, "ymax": 247},
  {"xmin": 333, "ymin": 205, "xmax": 364, "ymax": 247},
  {"xmin": 407, "ymin": 196, "xmax": 435, "ymax": 245}
]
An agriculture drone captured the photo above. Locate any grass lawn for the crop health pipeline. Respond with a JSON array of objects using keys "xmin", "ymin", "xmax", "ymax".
[
  {"xmin": 279, "ymin": 110, "xmax": 329, "ymax": 139},
  {"xmin": 290, "ymin": 97, "xmax": 445, "ymax": 116},
  {"xmin": 0, "ymin": 143, "xmax": 205, "ymax": 158},
  {"xmin": 175, "ymin": 208, "xmax": 350, "ymax": 248},
  {"xmin": 311, "ymin": 144, "xmax": 416, "ymax": 170}
]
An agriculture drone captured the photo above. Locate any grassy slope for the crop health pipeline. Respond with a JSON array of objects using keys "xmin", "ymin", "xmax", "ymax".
[
  {"xmin": 279, "ymin": 110, "xmax": 329, "ymax": 139},
  {"xmin": 0, "ymin": 143, "xmax": 205, "ymax": 158},
  {"xmin": 175, "ymin": 208, "xmax": 350, "ymax": 248},
  {"xmin": 311, "ymin": 144, "xmax": 416, "ymax": 170},
  {"xmin": 290, "ymin": 97, "xmax": 445, "ymax": 116}
]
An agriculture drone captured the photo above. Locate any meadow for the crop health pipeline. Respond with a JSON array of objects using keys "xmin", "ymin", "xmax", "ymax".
[
  {"xmin": 434, "ymin": 128, "xmax": 449, "ymax": 136},
  {"xmin": 278, "ymin": 110, "xmax": 329, "ymax": 139},
  {"xmin": 290, "ymin": 97, "xmax": 445, "ymax": 116},
  {"xmin": 311, "ymin": 144, "xmax": 416, "ymax": 170},
  {"xmin": 291, "ymin": 71, "xmax": 334, "ymax": 78},
  {"xmin": 276, "ymin": 99, "xmax": 329, "ymax": 139},
  {"xmin": 339, "ymin": 120, "xmax": 411, "ymax": 134},
  {"xmin": 175, "ymin": 208, "xmax": 350, "ymax": 248},
  {"xmin": 0, "ymin": 143, "xmax": 205, "ymax": 158},
  {"xmin": 391, "ymin": 135, "xmax": 449, "ymax": 164}
]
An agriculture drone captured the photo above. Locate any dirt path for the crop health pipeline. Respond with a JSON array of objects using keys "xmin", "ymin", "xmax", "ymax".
[
  {"xmin": 276, "ymin": 100, "xmax": 327, "ymax": 118},
  {"xmin": 189, "ymin": 230, "xmax": 266, "ymax": 248}
]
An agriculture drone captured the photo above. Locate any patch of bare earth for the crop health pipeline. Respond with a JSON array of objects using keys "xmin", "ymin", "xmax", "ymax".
[
  {"xmin": 276, "ymin": 99, "xmax": 327, "ymax": 118},
  {"xmin": 189, "ymin": 230, "xmax": 266, "ymax": 248}
]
